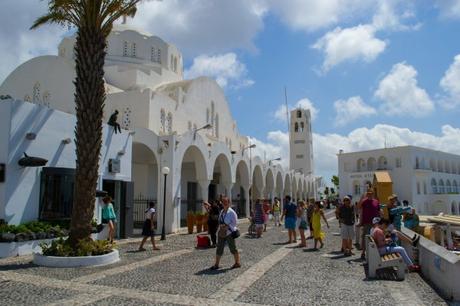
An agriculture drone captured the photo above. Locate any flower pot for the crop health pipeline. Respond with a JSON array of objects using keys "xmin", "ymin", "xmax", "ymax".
[
  {"xmin": 195, "ymin": 214, "xmax": 203, "ymax": 233},
  {"xmin": 187, "ymin": 213, "xmax": 195, "ymax": 234}
]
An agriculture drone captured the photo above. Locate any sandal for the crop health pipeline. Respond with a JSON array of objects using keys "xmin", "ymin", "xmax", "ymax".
[
  {"xmin": 210, "ymin": 265, "xmax": 219, "ymax": 270},
  {"xmin": 138, "ymin": 247, "xmax": 147, "ymax": 251},
  {"xmin": 231, "ymin": 263, "xmax": 241, "ymax": 269}
]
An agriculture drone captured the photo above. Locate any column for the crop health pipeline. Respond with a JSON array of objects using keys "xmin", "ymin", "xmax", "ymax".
[
  {"xmin": 244, "ymin": 185, "xmax": 250, "ymax": 217},
  {"xmin": 198, "ymin": 179, "xmax": 210, "ymax": 212}
]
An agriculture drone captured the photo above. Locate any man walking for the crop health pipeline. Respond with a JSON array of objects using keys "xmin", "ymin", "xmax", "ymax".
[
  {"xmin": 338, "ymin": 196, "xmax": 355, "ymax": 256},
  {"xmin": 358, "ymin": 190, "xmax": 380, "ymax": 259},
  {"xmin": 281, "ymin": 195, "xmax": 297, "ymax": 243}
]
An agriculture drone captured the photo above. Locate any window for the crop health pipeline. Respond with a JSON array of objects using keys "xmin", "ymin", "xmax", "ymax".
[
  {"xmin": 423, "ymin": 181, "xmax": 427, "ymax": 194},
  {"xmin": 160, "ymin": 109, "xmax": 166, "ymax": 132},
  {"xmin": 296, "ymin": 154, "xmax": 304, "ymax": 159},
  {"xmin": 453, "ymin": 180, "xmax": 458, "ymax": 193},
  {"xmin": 439, "ymin": 179, "xmax": 445, "ymax": 194},
  {"xmin": 367, "ymin": 158, "xmax": 376, "ymax": 171},
  {"xmin": 123, "ymin": 41, "xmax": 128, "ymax": 56},
  {"xmin": 417, "ymin": 182, "xmax": 421, "ymax": 194},
  {"xmin": 396, "ymin": 158, "xmax": 401, "ymax": 168},
  {"xmin": 415, "ymin": 157, "xmax": 419, "ymax": 169},
  {"xmin": 39, "ymin": 168, "xmax": 75, "ymax": 220},
  {"xmin": 167, "ymin": 112, "xmax": 173, "ymax": 133},
  {"xmin": 294, "ymin": 140, "xmax": 305, "ymax": 144},
  {"xmin": 157, "ymin": 48, "xmax": 161, "ymax": 64},
  {"xmin": 431, "ymin": 178, "xmax": 437, "ymax": 194},
  {"xmin": 300, "ymin": 122, "xmax": 304, "ymax": 132},
  {"xmin": 446, "ymin": 180, "xmax": 452, "ymax": 193},
  {"xmin": 294, "ymin": 122, "xmax": 299, "ymax": 132},
  {"xmin": 131, "ymin": 43, "xmax": 136, "ymax": 57},
  {"xmin": 357, "ymin": 159, "xmax": 365, "ymax": 172},
  {"xmin": 378, "ymin": 156, "xmax": 387, "ymax": 169},
  {"xmin": 297, "ymin": 110, "xmax": 302, "ymax": 118},
  {"xmin": 151, "ymin": 47, "xmax": 156, "ymax": 62}
]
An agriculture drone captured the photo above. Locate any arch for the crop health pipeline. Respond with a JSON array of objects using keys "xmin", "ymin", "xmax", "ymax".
[
  {"xmin": 378, "ymin": 156, "xmax": 387, "ymax": 169},
  {"xmin": 298, "ymin": 177, "xmax": 303, "ymax": 199},
  {"xmin": 275, "ymin": 171, "xmax": 284, "ymax": 199},
  {"xmin": 439, "ymin": 179, "xmax": 445, "ymax": 194},
  {"xmin": 178, "ymin": 145, "xmax": 208, "ymax": 182},
  {"xmin": 292, "ymin": 177, "xmax": 298, "ymax": 201},
  {"xmin": 132, "ymin": 142, "xmax": 159, "ymax": 199},
  {"xmin": 211, "ymin": 153, "xmax": 232, "ymax": 186},
  {"xmin": 235, "ymin": 160, "xmax": 250, "ymax": 187},
  {"xmin": 357, "ymin": 158, "xmax": 365, "ymax": 172},
  {"xmin": 431, "ymin": 178, "xmax": 437, "ymax": 194},
  {"xmin": 367, "ymin": 157, "xmax": 376, "ymax": 171},
  {"xmin": 265, "ymin": 168, "xmax": 275, "ymax": 200},
  {"xmin": 303, "ymin": 181, "xmax": 307, "ymax": 200},
  {"xmin": 453, "ymin": 180, "xmax": 458, "ymax": 193},
  {"xmin": 251, "ymin": 164, "xmax": 264, "ymax": 200},
  {"xmin": 284, "ymin": 174, "xmax": 291, "ymax": 197},
  {"xmin": 446, "ymin": 179, "xmax": 452, "ymax": 193},
  {"xmin": 234, "ymin": 160, "xmax": 250, "ymax": 217}
]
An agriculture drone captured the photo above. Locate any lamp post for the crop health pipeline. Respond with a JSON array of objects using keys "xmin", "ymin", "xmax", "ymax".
[
  {"xmin": 193, "ymin": 123, "xmax": 212, "ymax": 140},
  {"xmin": 268, "ymin": 157, "xmax": 281, "ymax": 166},
  {"xmin": 160, "ymin": 166, "xmax": 170, "ymax": 240}
]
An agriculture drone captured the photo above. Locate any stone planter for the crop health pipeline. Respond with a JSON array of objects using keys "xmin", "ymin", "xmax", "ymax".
[
  {"xmin": 33, "ymin": 249, "xmax": 120, "ymax": 268},
  {"xmin": 0, "ymin": 239, "xmax": 55, "ymax": 258}
]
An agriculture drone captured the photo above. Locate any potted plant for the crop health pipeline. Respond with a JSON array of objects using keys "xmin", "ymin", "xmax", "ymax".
[
  {"xmin": 203, "ymin": 213, "xmax": 209, "ymax": 232},
  {"xmin": 195, "ymin": 212, "xmax": 204, "ymax": 233},
  {"xmin": 187, "ymin": 211, "xmax": 195, "ymax": 234}
]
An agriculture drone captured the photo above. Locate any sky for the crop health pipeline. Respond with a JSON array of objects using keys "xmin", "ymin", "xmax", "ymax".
[{"xmin": 1, "ymin": 0, "xmax": 460, "ymax": 184}]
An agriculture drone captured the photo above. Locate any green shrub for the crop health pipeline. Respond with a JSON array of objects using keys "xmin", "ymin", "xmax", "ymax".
[{"xmin": 41, "ymin": 238, "xmax": 114, "ymax": 257}]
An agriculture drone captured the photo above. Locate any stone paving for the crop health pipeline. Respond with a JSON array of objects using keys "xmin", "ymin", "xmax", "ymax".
[{"xmin": 0, "ymin": 209, "xmax": 452, "ymax": 305}]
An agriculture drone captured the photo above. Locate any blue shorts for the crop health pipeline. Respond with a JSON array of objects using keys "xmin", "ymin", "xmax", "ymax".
[{"xmin": 285, "ymin": 217, "xmax": 296, "ymax": 229}]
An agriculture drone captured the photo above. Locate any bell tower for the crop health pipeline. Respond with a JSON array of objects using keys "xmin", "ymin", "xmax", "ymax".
[{"xmin": 289, "ymin": 108, "xmax": 314, "ymax": 175}]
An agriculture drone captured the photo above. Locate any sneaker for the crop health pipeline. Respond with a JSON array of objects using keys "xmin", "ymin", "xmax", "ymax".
[{"xmin": 210, "ymin": 265, "xmax": 219, "ymax": 270}]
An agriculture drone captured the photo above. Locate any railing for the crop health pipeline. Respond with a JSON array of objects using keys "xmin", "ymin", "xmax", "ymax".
[{"xmin": 133, "ymin": 196, "xmax": 157, "ymax": 228}]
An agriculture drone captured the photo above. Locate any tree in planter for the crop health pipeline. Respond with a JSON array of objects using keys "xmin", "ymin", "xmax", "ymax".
[{"xmin": 31, "ymin": 0, "xmax": 141, "ymax": 248}]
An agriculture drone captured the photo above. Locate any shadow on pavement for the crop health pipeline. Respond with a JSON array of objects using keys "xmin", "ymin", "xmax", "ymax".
[
  {"xmin": 195, "ymin": 267, "xmax": 232, "ymax": 275},
  {"xmin": 0, "ymin": 262, "xmax": 36, "ymax": 271}
]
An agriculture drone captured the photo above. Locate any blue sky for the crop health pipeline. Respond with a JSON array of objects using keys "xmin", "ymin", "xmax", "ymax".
[{"xmin": 1, "ymin": 0, "xmax": 460, "ymax": 183}]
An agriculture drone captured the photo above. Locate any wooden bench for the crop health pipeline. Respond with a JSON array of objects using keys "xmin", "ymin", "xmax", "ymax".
[{"xmin": 366, "ymin": 235, "xmax": 406, "ymax": 280}]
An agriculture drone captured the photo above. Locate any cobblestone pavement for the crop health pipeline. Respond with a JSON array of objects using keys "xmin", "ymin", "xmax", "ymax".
[{"xmin": 0, "ymin": 210, "xmax": 451, "ymax": 305}]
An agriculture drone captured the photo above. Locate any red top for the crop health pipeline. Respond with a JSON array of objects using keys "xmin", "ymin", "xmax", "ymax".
[{"xmin": 361, "ymin": 198, "xmax": 380, "ymax": 225}]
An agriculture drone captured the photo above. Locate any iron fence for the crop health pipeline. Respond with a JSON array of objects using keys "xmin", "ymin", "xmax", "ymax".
[{"xmin": 133, "ymin": 196, "xmax": 157, "ymax": 228}]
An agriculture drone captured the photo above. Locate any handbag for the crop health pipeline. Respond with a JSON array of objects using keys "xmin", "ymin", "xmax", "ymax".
[
  {"xmin": 218, "ymin": 226, "xmax": 228, "ymax": 238},
  {"xmin": 231, "ymin": 229, "xmax": 240, "ymax": 239}
]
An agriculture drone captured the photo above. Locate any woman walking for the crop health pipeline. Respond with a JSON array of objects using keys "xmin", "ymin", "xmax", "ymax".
[
  {"xmin": 312, "ymin": 201, "xmax": 330, "ymax": 249},
  {"xmin": 297, "ymin": 201, "xmax": 308, "ymax": 248},
  {"xmin": 253, "ymin": 199, "xmax": 265, "ymax": 238},
  {"xmin": 138, "ymin": 201, "xmax": 160, "ymax": 251},
  {"xmin": 101, "ymin": 196, "xmax": 117, "ymax": 244},
  {"xmin": 210, "ymin": 197, "xmax": 241, "ymax": 270},
  {"xmin": 272, "ymin": 198, "xmax": 281, "ymax": 227},
  {"xmin": 204, "ymin": 201, "xmax": 220, "ymax": 247}
]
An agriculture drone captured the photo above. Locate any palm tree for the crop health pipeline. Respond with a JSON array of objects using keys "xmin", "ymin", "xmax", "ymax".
[{"xmin": 31, "ymin": 0, "xmax": 141, "ymax": 247}]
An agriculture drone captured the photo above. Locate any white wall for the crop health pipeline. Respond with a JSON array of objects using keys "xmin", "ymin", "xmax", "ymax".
[{"xmin": 1, "ymin": 99, "xmax": 132, "ymax": 225}]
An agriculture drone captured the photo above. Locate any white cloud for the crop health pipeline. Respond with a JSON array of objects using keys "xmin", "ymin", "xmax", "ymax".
[
  {"xmin": 375, "ymin": 62, "xmax": 434, "ymax": 116},
  {"xmin": 0, "ymin": 0, "xmax": 67, "ymax": 84},
  {"xmin": 250, "ymin": 124, "xmax": 460, "ymax": 182},
  {"xmin": 439, "ymin": 54, "xmax": 460, "ymax": 109},
  {"xmin": 274, "ymin": 98, "xmax": 319, "ymax": 122},
  {"xmin": 127, "ymin": 0, "xmax": 266, "ymax": 56},
  {"xmin": 184, "ymin": 53, "xmax": 254, "ymax": 89},
  {"xmin": 312, "ymin": 24, "xmax": 386, "ymax": 72},
  {"xmin": 333, "ymin": 96, "xmax": 377, "ymax": 126},
  {"xmin": 435, "ymin": 0, "xmax": 460, "ymax": 19}
]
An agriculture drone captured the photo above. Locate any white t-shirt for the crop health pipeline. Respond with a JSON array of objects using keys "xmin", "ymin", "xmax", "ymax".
[{"xmin": 145, "ymin": 208, "xmax": 156, "ymax": 220}]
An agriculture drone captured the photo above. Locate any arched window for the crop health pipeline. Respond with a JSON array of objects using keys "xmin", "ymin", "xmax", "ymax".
[
  {"xmin": 446, "ymin": 180, "xmax": 452, "ymax": 193},
  {"xmin": 367, "ymin": 158, "xmax": 376, "ymax": 171},
  {"xmin": 439, "ymin": 179, "xmax": 445, "ymax": 193},
  {"xmin": 423, "ymin": 181, "xmax": 427, "ymax": 194},
  {"xmin": 294, "ymin": 122, "xmax": 299, "ymax": 132},
  {"xmin": 453, "ymin": 180, "xmax": 458, "ymax": 193},
  {"xmin": 417, "ymin": 182, "xmax": 421, "ymax": 194},
  {"xmin": 167, "ymin": 112, "xmax": 173, "ymax": 133},
  {"xmin": 123, "ymin": 41, "xmax": 128, "ymax": 56},
  {"xmin": 300, "ymin": 122, "xmax": 304, "ymax": 132},
  {"xmin": 431, "ymin": 179, "xmax": 437, "ymax": 194},
  {"xmin": 160, "ymin": 109, "xmax": 166, "ymax": 132},
  {"xmin": 378, "ymin": 156, "xmax": 387, "ymax": 169},
  {"xmin": 297, "ymin": 110, "xmax": 302, "ymax": 118},
  {"xmin": 357, "ymin": 159, "xmax": 365, "ymax": 172}
]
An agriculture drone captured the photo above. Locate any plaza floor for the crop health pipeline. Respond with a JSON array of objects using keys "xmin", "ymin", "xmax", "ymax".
[{"xmin": 0, "ymin": 210, "xmax": 452, "ymax": 306}]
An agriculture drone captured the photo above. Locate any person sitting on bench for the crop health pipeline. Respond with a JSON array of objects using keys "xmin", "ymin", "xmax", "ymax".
[
  {"xmin": 371, "ymin": 217, "xmax": 420, "ymax": 272},
  {"xmin": 108, "ymin": 110, "xmax": 121, "ymax": 134}
]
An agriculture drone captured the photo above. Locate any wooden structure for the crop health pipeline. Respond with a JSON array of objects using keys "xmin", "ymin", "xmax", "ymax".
[{"xmin": 373, "ymin": 171, "xmax": 393, "ymax": 205}]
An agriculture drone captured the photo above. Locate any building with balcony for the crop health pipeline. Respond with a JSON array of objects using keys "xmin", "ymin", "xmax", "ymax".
[{"xmin": 338, "ymin": 146, "xmax": 460, "ymax": 215}]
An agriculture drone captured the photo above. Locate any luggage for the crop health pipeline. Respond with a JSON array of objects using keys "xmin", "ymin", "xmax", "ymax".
[{"xmin": 196, "ymin": 234, "xmax": 210, "ymax": 248}]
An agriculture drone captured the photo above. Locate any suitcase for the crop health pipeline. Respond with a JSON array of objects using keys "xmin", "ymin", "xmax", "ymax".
[{"xmin": 197, "ymin": 234, "xmax": 210, "ymax": 248}]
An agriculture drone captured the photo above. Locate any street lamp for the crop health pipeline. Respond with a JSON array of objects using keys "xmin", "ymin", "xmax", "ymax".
[
  {"xmin": 160, "ymin": 166, "xmax": 170, "ymax": 240},
  {"xmin": 193, "ymin": 123, "xmax": 212, "ymax": 140},
  {"xmin": 268, "ymin": 157, "xmax": 281, "ymax": 166},
  {"xmin": 241, "ymin": 143, "xmax": 256, "ymax": 156}
]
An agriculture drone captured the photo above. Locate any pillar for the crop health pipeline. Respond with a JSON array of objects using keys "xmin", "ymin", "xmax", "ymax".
[
  {"xmin": 244, "ymin": 185, "xmax": 250, "ymax": 218},
  {"xmin": 198, "ymin": 179, "xmax": 210, "ymax": 211}
]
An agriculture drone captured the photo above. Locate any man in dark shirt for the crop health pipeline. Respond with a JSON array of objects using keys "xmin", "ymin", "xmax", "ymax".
[
  {"xmin": 338, "ymin": 196, "xmax": 355, "ymax": 256},
  {"xmin": 358, "ymin": 190, "xmax": 380, "ymax": 259},
  {"xmin": 281, "ymin": 195, "xmax": 297, "ymax": 243}
]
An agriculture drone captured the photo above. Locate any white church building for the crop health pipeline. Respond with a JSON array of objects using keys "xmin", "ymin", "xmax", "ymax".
[
  {"xmin": 338, "ymin": 146, "xmax": 460, "ymax": 215},
  {"xmin": 0, "ymin": 25, "xmax": 318, "ymax": 236}
]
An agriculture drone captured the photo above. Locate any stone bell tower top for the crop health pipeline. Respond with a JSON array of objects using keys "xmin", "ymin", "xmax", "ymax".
[{"xmin": 289, "ymin": 108, "xmax": 314, "ymax": 176}]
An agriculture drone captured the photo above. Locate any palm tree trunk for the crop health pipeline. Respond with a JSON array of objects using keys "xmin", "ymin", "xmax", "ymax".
[{"xmin": 68, "ymin": 24, "xmax": 106, "ymax": 247}]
